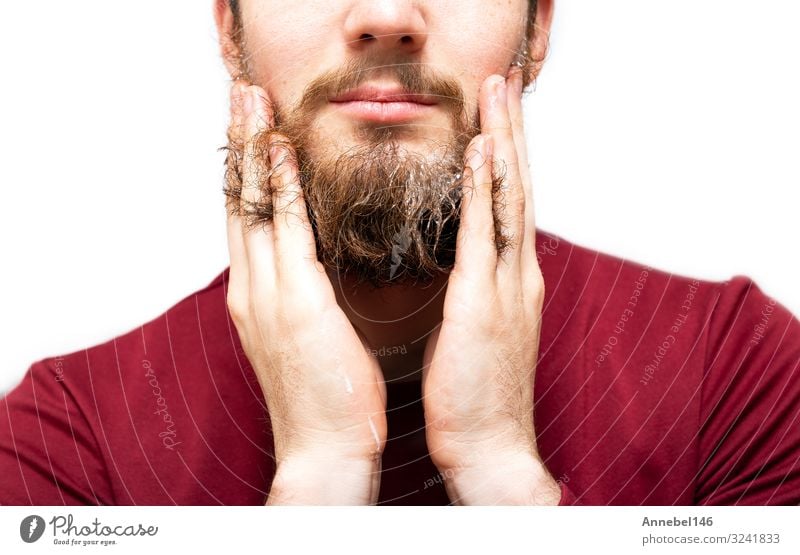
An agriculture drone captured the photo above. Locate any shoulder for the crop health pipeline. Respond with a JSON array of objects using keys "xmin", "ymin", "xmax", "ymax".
[
  {"xmin": 536, "ymin": 228, "xmax": 726, "ymax": 339},
  {"xmin": 33, "ymin": 269, "xmax": 233, "ymax": 389},
  {"xmin": 537, "ymin": 227, "xmax": 798, "ymax": 368}
]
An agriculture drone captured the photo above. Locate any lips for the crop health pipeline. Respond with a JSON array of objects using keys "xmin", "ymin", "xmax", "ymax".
[
  {"xmin": 328, "ymin": 84, "xmax": 438, "ymax": 123},
  {"xmin": 329, "ymin": 85, "xmax": 438, "ymax": 105}
]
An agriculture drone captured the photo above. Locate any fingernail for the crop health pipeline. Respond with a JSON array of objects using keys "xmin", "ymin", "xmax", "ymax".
[
  {"xmin": 488, "ymin": 76, "xmax": 506, "ymax": 111},
  {"xmin": 243, "ymin": 87, "xmax": 253, "ymax": 114},
  {"xmin": 495, "ymin": 77, "xmax": 507, "ymax": 105},
  {"xmin": 231, "ymin": 83, "xmax": 241, "ymax": 109},
  {"xmin": 484, "ymin": 134, "xmax": 494, "ymax": 159},
  {"xmin": 510, "ymin": 67, "xmax": 523, "ymax": 96},
  {"xmin": 269, "ymin": 140, "xmax": 283, "ymax": 164}
]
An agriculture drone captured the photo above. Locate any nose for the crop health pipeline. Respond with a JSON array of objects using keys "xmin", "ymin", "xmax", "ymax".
[{"xmin": 343, "ymin": 0, "xmax": 428, "ymax": 56}]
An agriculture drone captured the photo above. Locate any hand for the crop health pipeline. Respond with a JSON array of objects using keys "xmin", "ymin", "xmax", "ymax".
[
  {"xmin": 421, "ymin": 69, "xmax": 560, "ymax": 505},
  {"xmin": 225, "ymin": 81, "xmax": 387, "ymax": 505}
]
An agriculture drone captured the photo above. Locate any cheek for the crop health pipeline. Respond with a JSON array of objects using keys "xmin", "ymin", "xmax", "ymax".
[
  {"xmin": 446, "ymin": 27, "xmax": 522, "ymax": 117},
  {"xmin": 243, "ymin": 11, "xmax": 329, "ymax": 101},
  {"xmin": 481, "ymin": 17, "xmax": 525, "ymax": 73},
  {"xmin": 250, "ymin": 44, "xmax": 310, "ymax": 95},
  {"xmin": 259, "ymin": 47, "xmax": 319, "ymax": 106},
  {"xmin": 436, "ymin": 5, "xmax": 527, "ymax": 98}
]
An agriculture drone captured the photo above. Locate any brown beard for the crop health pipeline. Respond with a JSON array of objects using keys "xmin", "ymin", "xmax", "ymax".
[{"xmin": 222, "ymin": 51, "xmax": 511, "ymax": 288}]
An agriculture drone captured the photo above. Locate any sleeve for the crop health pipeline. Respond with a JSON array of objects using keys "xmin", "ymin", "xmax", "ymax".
[
  {"xmin": 0, "ymin": 358, "xmax": 113, "ymax": 505},
  {"xmin": 557, "ymin": 480, "xmax": 580, "ymax": 506},
  {"xmin": 695, "ymin": 276, "xmax": 800, "ymax": 505}
]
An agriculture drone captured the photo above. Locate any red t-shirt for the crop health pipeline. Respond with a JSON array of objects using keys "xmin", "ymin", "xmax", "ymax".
[{"xmin": 2, "ymin": 230, "xmax": 799, "ymax": 505}]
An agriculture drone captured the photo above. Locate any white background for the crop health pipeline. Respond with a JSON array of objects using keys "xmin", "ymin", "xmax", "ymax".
[{"xmin": 1, "ymin": 0, "xmax": 798, "ymax": 394}]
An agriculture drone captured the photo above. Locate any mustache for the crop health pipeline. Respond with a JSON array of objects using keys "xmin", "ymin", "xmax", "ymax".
[{"xmin": 278, "ymin": 51, "xmax": 470, "ymax": 131}]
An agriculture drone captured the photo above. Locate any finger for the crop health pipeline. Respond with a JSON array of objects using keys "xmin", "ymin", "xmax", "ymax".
[
  {"xmin": 226, "ymin": 83, "xmax": 250, "ymax": 316},
  {"xmin": 228, "ymin": 79, "xmax": 250, "ymax": 149},
  {"xmin": 269, "ymin": 134, "xmax": 321, "ymax": 273},
  {"xmin": 506, "ymin": 67, "xmax": 537, "ymax": 268},
  {"xmin": 241, "ymin": 85, "xmax": 277, "ymax": 284},
  {"xmin": 226, "ymin": 206, "xmax": 250, "ymax": 320},
  {"xmin": 479, "ymin": 74, "xmax": 525, "ymax": 266},
  {"xmin": 225, "ymin": 81, "xmax": 248, "ymax": 218},
  {"xmin": 454, "ymin": 133, "xmax": 496, "ymax": 281},
  {"xmin": 241, "ymin": 85, "xmax": 273, "ymax": 216}
]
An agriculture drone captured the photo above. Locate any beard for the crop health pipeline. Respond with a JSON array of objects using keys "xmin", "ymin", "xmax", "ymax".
[{"xmin": 223, "ymin": 51, "xmax": 510, "ymax": 288}]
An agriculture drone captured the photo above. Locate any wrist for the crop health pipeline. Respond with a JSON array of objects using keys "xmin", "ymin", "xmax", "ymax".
[
  {"xmin": 267, "ymin": 453, "xmax": 381, "ymax": 505},
  {"xmin": 441, "ymin": 451, "xmax": 561, "ymax": 505}
]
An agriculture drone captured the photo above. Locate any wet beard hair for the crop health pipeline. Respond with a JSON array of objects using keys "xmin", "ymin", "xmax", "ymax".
[{"xmin": 222, "ymin": 55, "xmax": 510, "ymax": 288}]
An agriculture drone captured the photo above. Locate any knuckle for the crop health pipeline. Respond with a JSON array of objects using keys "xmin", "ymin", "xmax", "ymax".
[
  {"xmin": 528, "ymin": 269, "xmax": 546, "ymax": 300},
  {"xmin": 226, "ymin": 291, "xmax": 248, "ymax": 322}
]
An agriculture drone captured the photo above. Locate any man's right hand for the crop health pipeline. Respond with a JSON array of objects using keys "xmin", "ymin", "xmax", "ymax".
[{"xmin": 225, "ymin": 81, "xmax": 387, "ymax": 505}]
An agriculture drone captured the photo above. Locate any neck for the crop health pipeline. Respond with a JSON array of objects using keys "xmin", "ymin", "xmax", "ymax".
[{"xmin": 328, "ymin": 268, "xmax": 449, "ymax": 386}]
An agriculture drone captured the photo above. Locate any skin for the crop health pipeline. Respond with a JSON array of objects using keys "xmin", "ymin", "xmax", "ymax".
[{"xmin": 214, "ymin": 0, "xmax": 559, "ymax": 505}]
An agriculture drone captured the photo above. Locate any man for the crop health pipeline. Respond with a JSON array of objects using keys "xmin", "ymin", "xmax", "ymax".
[{"xmin": 1, "ymin": 0, "xmax": 798, "ymax": 505}]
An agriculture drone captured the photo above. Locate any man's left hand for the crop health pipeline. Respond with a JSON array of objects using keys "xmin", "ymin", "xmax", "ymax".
[{"xmin": 422, "ymin": 69, "xmax": 561, "ymax": 505}]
